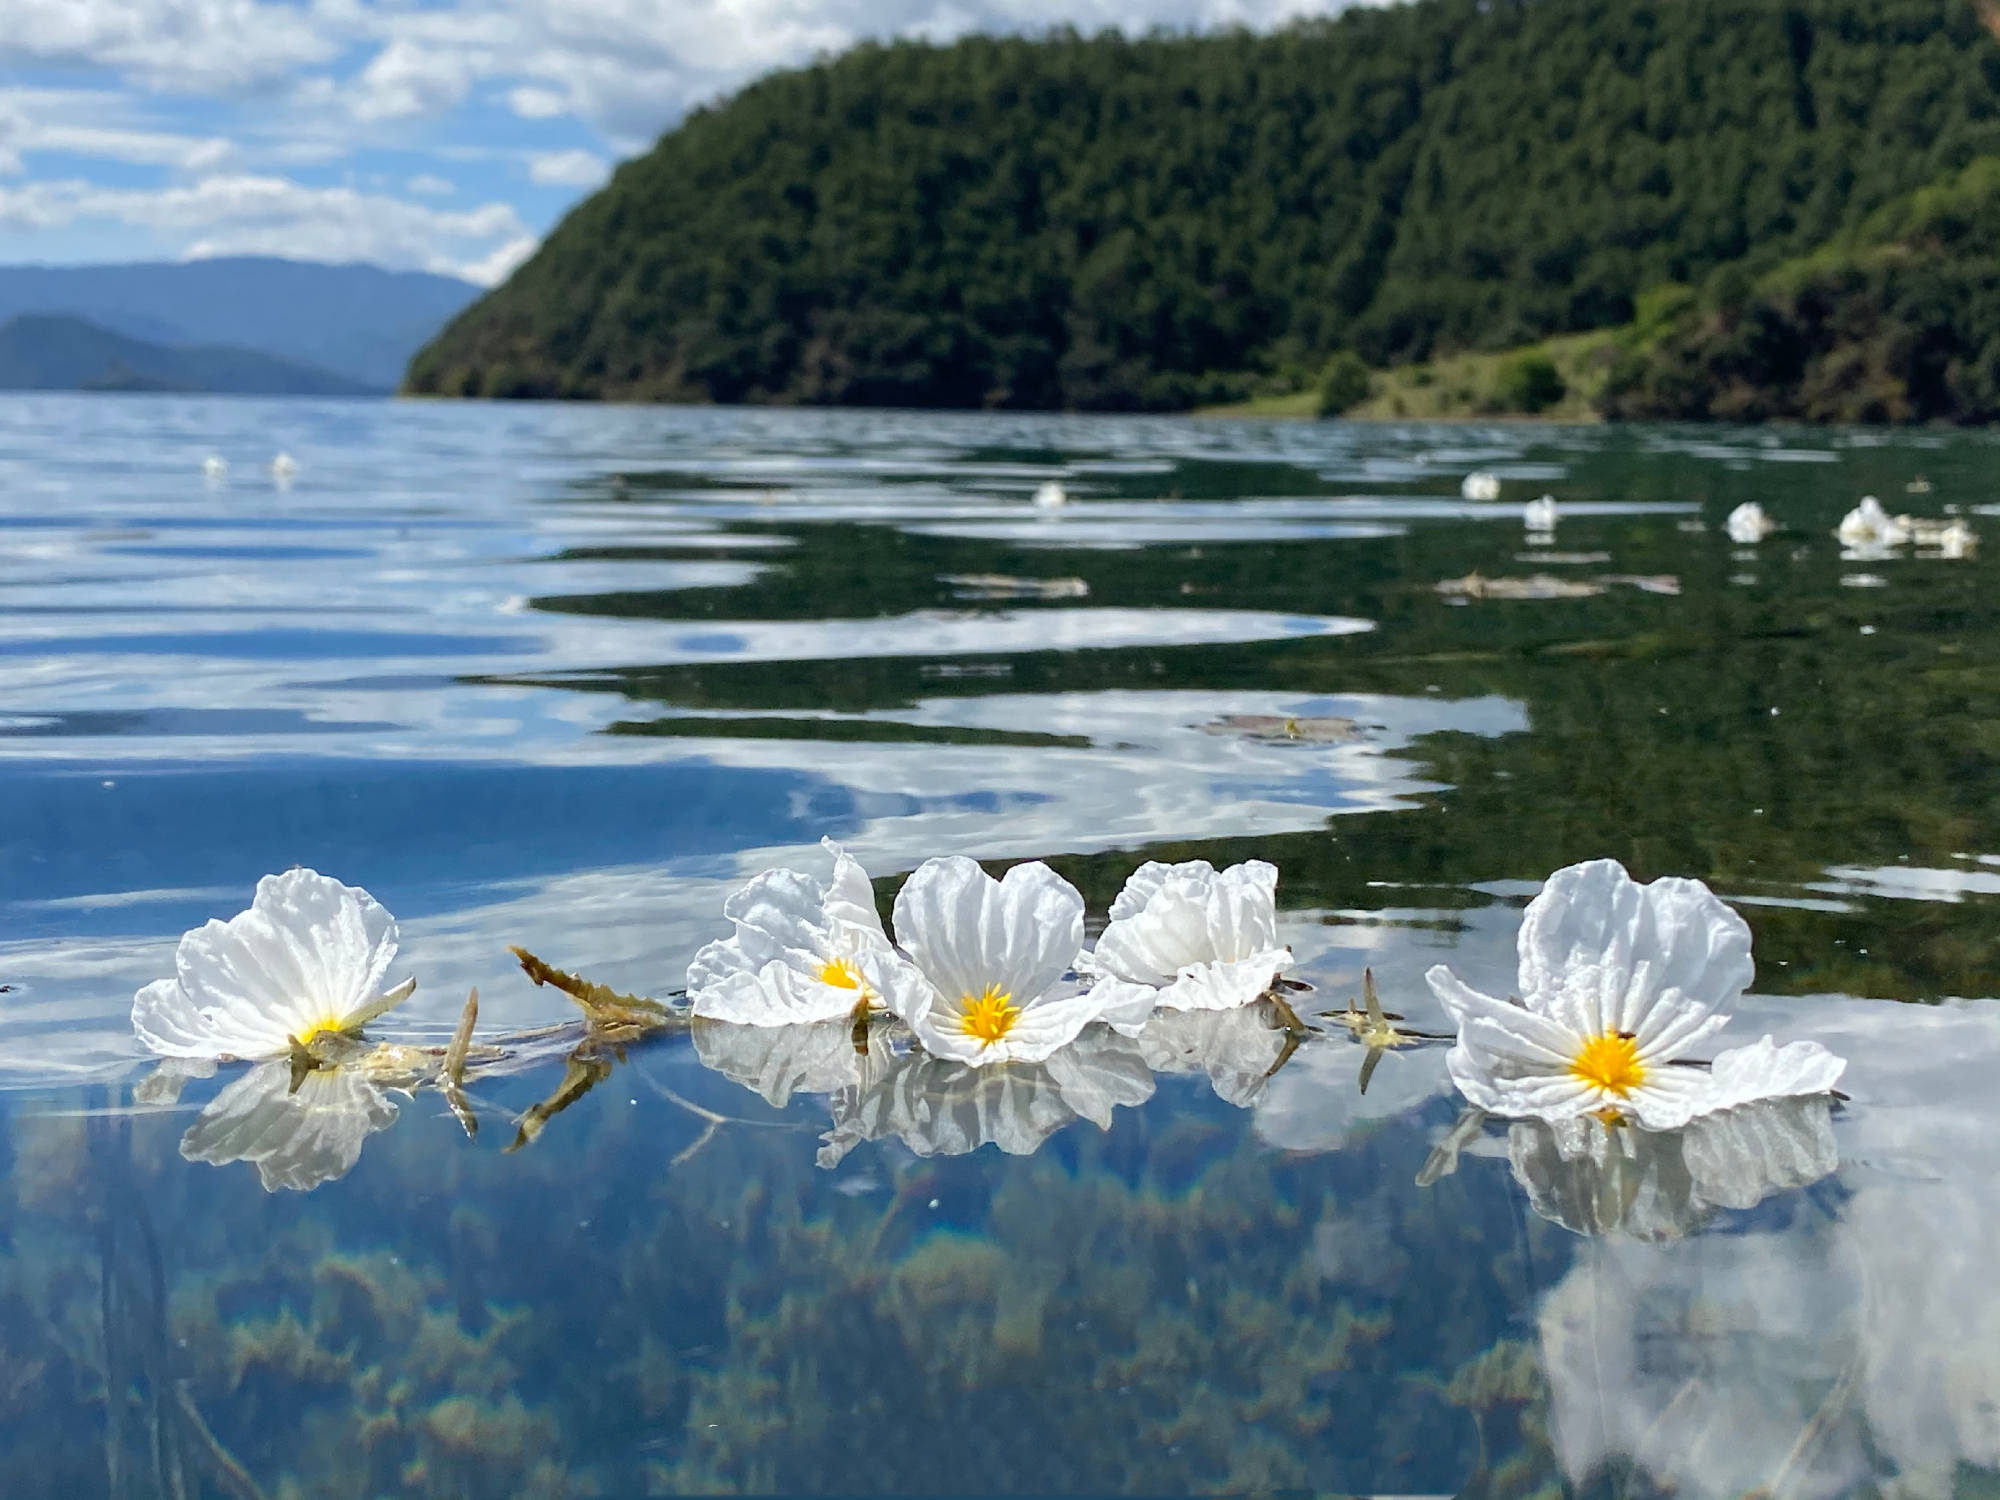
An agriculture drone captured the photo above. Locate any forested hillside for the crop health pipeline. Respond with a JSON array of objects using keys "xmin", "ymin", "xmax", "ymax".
[
  {"xmin": 408, "ymin": 0, "xmax": 2000, "ymax": 412},
  {"xmin": 1601, "ymin": 156, "xmax": 2000, "ymax": 422}
]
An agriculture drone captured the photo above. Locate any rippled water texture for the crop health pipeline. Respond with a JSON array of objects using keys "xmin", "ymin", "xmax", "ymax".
[{"xmin": 4, "ymin": 395, "xmax": 1998, "ymax": 1497}]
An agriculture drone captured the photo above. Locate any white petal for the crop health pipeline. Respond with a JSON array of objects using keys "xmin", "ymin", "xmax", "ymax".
[
  {"xmin": 1515, "ymin": 860, "xmax": 1751, "ymax": 1039},
  {"xmin": 716, "ymin": 867, "xmax": 834, "ymax": 972},
  {"xmin": 1697, "ymin": 1035, "xmax": 1847, "ymax": 1112},
  {"xmin": 1153, "ymin": 950, "xmax": 1289, "ymax": 1011},
  {"xmin": 1087, "ymin": 977, "xmax": 1160, "ymax": 1036},
  {"xmin": 854, "ymin": 946, "xmax": 941, "ymax": 1030},
  {"xmin": 170, "ymin": 870, "xmax": 401, "ymax": 1051},
  {"xmin": 1093, "ymin": 859, "xmax": 1280, "ymax": 983},
  {"xmin": 1107, "ymin": 859, "xmax": 1211, "ymax": 923},
  {"xmin": 132, "ymin": 978, "xmax": 277, "ymax": 1060},
  {"xmin": 819, "ymin": 837, "xmax": 889, "ymax": 946},
  {"xmin": 891, "ymin": 856, "xmax": 1082, "ymax": 1006},
  {"xmin": 689, "ymin": 958, "xmax": 861, "ymax": 1026}
]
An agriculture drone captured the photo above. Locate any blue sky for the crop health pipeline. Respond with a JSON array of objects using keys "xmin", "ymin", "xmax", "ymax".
[{"xmin": 0, "ymin": 1, "xmax": 1358, "ymax": 286}]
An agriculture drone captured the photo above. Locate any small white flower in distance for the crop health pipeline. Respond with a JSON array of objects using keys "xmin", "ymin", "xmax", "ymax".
[
  {"xmin": 1086, "ymin": 859, "xmax": 1290, "ymax": 1014},
  {"xmin": 859, "ymin": 856, "xmax": 1100, "ymax": 1067},
  {"xmin": 1461, "ymin": 471, "xmax": 1501, "ymax": 501},
  {"xmin": 1426, "ymin": 859, "xmax": 1844, "ymax": 1130},
  {"xmin": 1522, "ymin": 494, "xmax": 1559, "ymax": 531},
  {"xmin": 1837, "ymin": 495, "xmax": 1909, "ymax": 548},
  {"xmin": 687, "ymin": 837, "xmax": 892, "ymax": 1026},
  {"xmin": 132, "ymin": 869, "xmax": 415, "ymax": 1061},
  {"xmin": 1725, "ymin": 501, "xmax": 1774, "ymax": 544}
]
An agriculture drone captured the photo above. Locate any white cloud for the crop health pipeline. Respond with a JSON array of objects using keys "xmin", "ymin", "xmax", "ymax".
[
  {"xmin": 507, "ymin": 84, "xmax": 567, "ymax": 119},
  {"xmin": 526, "ymin": 148, "xmax": 607, "ymax": 189},
  {"xmin": 406, "ymin": 172, "xmax": 455, "ymax": 196},
  {"xmin": 0, "ymin": 0, "xmax": 337, "ymax": 93},
  {"xmin": 0, "ymin": 173, "xmax": 532, "ymax": 284}
]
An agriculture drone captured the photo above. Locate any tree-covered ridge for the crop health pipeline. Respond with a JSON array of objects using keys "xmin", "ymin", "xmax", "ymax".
[
  {"xmin": 407, "ymin": 0, "xmax": 2000, "ymax": 412},
  {"xmin": 1601, "ymin": 154, "xmax": 2000, "ymax": 422}
]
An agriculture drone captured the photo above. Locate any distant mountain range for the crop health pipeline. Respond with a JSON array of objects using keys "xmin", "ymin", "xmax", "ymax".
[
  {"xmin": 0, "ymin": 314, "xmax": 380, "ymax": 397},
  {"xmin": 0, "ymin": 258, "xmax": 480, "ymax": 390}
]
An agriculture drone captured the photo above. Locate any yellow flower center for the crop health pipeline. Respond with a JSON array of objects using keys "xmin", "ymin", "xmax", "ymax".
[
  {"xmin": 959, "ymin": 986, "xmax": 1019, "ymax": 1047},
  {"xmin": 293, "ymin": 1015, "xmax": 348, "ymax": 1046},
  {"xmin": 817, "ymin": 958, "xmax": 863, "ymax": 991},
  {"xmin": 1571, "ymin": 1031, "xmax": 1646, "ymax": 1097}
]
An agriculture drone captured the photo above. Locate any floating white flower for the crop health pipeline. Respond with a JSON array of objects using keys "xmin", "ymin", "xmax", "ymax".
[
  {"xmin": 1461, "ymin": 471, "xmax": 1501, "ymax": 501},
  {"xmin": 132, "ymin": 869, "xmax": 415, "ymax": 1061},
  {"xmin": 858, "ymin": 856, "xmax": 1103, "ymax": 1066},
  {"xmin": 270, "ymin": 451, "xmax": 299, "ymax": 483},
  {"xmin": 1032, "ymin": 479, "xmax": 1068, "ymax": 509},
  {"xmin": 1725, "ymin": 501, "xmax": 1774, "ymax": 544},
  {"xmin": 1837, "ymin": 495, "xmax": 1909, "ymax": 548},
  {"xmin": 1523, "ymin": 494, "xmax": 1559, "ymax": 531},
  {"xmin": 1085, "ymin": 859, "xmax": 1291, "ymax": 1015},
  {"xmin": 1425, "ymin": 859, "xmax": 1844, "ymax": 1130},
  {"xmin": 687, "ymin": 838, "xmax": 892, "ymax": 1026}
]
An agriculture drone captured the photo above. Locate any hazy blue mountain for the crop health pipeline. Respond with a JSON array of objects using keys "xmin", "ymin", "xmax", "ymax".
[
  {"xmin": 0, "ymin": 314, "xmax": 381, "ymax": 396},
  {"xmin": 0, "ymin": 259, "xmax": 480, "ymax": 388}
]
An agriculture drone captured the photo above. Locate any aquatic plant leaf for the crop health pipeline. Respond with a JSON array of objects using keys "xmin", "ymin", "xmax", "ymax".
[
  {"xmin": 442, "ymin": 987, "xmax": 479, "ymax": 1140},
  {"xmin": 509, "ymin": 946, "xmax": 672, "ymax": 1029}
]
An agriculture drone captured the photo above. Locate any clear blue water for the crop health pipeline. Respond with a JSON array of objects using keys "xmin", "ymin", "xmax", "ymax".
[{"xmin": 3, "ymin": 393, "xmax": 1998, "ymax": 1497}]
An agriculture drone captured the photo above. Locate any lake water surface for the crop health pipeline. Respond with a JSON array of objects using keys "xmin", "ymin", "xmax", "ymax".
[{"xmin": 3, "ymin": 395, "xmax": 1997, "ymax": 1497}]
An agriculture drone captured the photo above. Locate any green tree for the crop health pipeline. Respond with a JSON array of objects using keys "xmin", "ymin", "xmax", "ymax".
[{"xmin": 1316, "ymin": 352, "xmax": 1372, "ymax": 416}]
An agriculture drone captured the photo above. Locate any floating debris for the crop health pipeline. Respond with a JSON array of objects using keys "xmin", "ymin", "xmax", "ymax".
[
  {"xmin": 1907, "ymin": 475, "xmax": 1933, "ymax": 494},
  {"xmin": 1436, "ymin": 572, "xmax": 1603, "ymax": 601},
  {"xmin": 1198, "ymin": 713, "xmax": 1364, "ymax": 743},
  {"xmin": 939, "ymin": 572, "xmax": 1090, "ymax": 600},
  {"xmin": 1599, "ymin": 573, "xmax": 1681, "ymax": 596}
]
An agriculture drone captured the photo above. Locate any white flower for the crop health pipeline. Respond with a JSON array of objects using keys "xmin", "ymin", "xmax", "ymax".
[
  {"xmin": 1725, "ymin": 501, "xmax": 1774, "ymax": 544},
  {"xmin": 1523, "ymin": 494, "xmax": 1559, "ymax": 531},
  {"xmin": 132, "ymin": 869, "xmax": 415, "ymax": 1061},
  {"xmin": 858, "ymin": 856, "xmax": 1101, "ymax": 1066},
  {"xmin": 1426, "ymin": 859, "xmax": 1844, "ymax": 1130},
  {"xmin": 1085, "ymin": 859, "xmax": 1290, "ymax": 1014},
  {"xmin": 180, "ymin": 1060, "xmax": 398, "ymax": 1192},
  {"xmin": 687, "ymin": 838, "xmax": 892, "ymax": 1026},
  {"xmin": 1461, "ymin": 471, "xmax": 1501, "ymax": 501},
  {"xmin": 1837, "ymin": 495, "xmax": 1910, "ymax": 548},
  {"xmin": 1031, "ymin": 479, "xmax": 1068, "ymax": 509}
]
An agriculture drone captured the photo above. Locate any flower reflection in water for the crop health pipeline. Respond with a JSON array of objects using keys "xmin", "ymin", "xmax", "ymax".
[
  {"xmin": 1503, "ymin": 1095, "xmax": 1838, "ymax": 1241},
  {"xmin": 817, "ymin": 1026, "xmax": 1154, "ymax": 1166},
  {"xmin": 180, "ymin": 1060, "xmax": 400, "ymax": 1193}
]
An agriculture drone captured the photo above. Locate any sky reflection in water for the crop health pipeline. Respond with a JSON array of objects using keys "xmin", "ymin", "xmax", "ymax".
[{"xmin": 2, "ymin": 396, "xmax": 1999, "ymax": 1496}]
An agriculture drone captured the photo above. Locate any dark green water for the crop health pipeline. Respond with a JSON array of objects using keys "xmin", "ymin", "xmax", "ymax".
[{"xmin": 1, "ymin": 398, "xmax": 1995, "ymax": 1497}]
